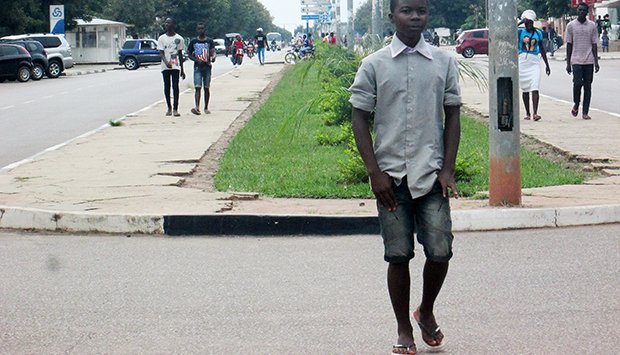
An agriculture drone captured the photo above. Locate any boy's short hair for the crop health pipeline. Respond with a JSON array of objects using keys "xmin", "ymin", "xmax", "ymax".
[
  {"xmin": 390, "ymin": 0, "xmax": 428, "ymax": 13},
  {"xmin": 196, "ymin": 22, "xmax": 205, "ymax": 27},
  {"xmin": 577, "ymin": 3, "xmax": 589, "ymax": 10}
]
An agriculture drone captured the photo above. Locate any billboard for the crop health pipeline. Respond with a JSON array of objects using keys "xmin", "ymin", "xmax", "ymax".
[{"xmin": 50, "ymin": 5, "xmax": 65, "ymax": 35}]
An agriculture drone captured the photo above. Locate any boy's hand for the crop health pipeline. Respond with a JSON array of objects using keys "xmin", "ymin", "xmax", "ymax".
[
  {"xmin": 437, "ymin": 169, "xmax": 459, "ymax": 199},
  {"xmin": 370, "ymin": 171, "xmax": 397, "ymax": 211},
  {"xmin": 181, "ymin": 71, "xmax": 186, "ymax": 80}
]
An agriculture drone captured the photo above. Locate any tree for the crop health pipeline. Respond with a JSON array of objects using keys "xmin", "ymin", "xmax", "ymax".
[
  {"xmin": 100, "ymin": 0, "xmax": 160, "ymax": 38},
  {"xmin": 0, "ymin": 0, "xmax": 104, "ymax": 37}
]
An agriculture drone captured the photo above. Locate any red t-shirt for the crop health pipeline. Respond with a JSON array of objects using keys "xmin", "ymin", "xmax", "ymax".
[{"xmin": 233, "ymin": 40, "xmax": 244, "ymax": 49}]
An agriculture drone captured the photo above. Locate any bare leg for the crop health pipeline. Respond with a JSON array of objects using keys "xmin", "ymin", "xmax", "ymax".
[
  {"xmin": 522, "ymin": 92, "xmax": 531, "ymax": 119},
  {"xmin": 204, "ymin": 88, "xmax": 211, "ymax": 112},
  {"xmin": 388, "ymin": 262, "xmax": 415, "ymax": 347},
  {"xmin": 416, "ymin": 260, "xmax": 449, "ymax": 346},
  {"xmin": 194, "ymin": 88, "xmax": 202, "ymax": 110},
  {"xmin": 532, "ymin": 91, "xmax": 539, "ymax": 116}
]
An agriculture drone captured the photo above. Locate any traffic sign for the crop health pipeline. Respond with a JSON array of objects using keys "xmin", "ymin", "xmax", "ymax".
[{"xmin": 301, "ymin": 14, "xmax": 320, "ymax": 20}]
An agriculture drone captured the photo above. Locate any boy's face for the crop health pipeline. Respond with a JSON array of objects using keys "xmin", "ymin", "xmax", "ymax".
[
  {"xmin": 577, "ymin": 5, "xmax": 588, "ymax": 21},
  {"xmin": 164, "ymin": 18, "xmax": 175, "ymax": 32},
  {"xmin": 196, "ymin": 25, "xmax": 205, "ymax": 37},
  {"xmin": 389, "ymin": 0, "xmax": 428, "ymax": 39}
]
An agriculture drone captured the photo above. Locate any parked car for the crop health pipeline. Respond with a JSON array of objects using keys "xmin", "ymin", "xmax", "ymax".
[
  {"xmin": 0, "ymin": 44, "xmax": 33, "ymax": 82},
  {"xmin": 455, "ymin": 28, "xmax": 489, "ymax": 58},
  {"xmin": 0, "ymin": 33, "xmax": 73, "ymax": 78},
  {"xmin": 2, "ymin": 40, "xmax": 48, "ymax": 80},
  {"xmin": 214, "ymin": 38, "xmax": 226, "ymax": 54},
  {"xmin": 118, "ymin": 39, "xmax": 160, "ymax": 70}
]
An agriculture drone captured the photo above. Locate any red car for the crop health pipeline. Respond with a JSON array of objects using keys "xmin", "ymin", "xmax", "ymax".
[{"xmin": 456, "ymin": 28, "xmax": 489, "ymax": 58}]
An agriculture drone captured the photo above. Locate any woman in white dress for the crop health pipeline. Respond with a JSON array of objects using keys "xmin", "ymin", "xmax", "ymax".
[{"xmin": 518, "ymin": 10, "xmax": 551, "ymax": 121}]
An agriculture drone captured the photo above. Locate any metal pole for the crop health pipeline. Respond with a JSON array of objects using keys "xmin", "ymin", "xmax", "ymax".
[
  {"xmin": 488, "ymin": 0, "xmax": 521, "ymax": 206},
  {"xmin": 371, "ymin": 0, "xmax": 383, "ymax": 37},
  {"xmin": 347, "ymin": 0, "xmax": 354, "ymax": 49}
]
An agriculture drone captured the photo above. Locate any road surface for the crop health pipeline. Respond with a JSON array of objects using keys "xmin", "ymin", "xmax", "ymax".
[
  {"xmin": 1, "ymin": 225, "xmax": 618, "ymax": 354},
  {"xmin": 0, "ymin": 56, "xmax": 236, "ymax": 168}
]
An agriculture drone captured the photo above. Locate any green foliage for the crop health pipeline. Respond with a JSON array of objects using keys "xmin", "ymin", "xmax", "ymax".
[
  {"xmin": 0, "ymin": 0, "xmax": 104, "ymax": 36},
  {"xmin": 0, "ymin": 0, "xmax": 291, "ymax": 41}
]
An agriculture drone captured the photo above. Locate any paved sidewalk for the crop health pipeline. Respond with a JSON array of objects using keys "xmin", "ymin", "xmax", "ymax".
[{"xmin": 0, "ymin": 50, "xmax": 619, "ymax": 234}]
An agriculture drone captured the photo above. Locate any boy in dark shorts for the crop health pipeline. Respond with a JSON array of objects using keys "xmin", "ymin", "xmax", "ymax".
[
  {"xmin": 188, "ymin": 22, "xmax": 216, "ymax": 115},
  {"xmin": 350, "ymin": 0, "xmax": 461, "ymax": 354}
]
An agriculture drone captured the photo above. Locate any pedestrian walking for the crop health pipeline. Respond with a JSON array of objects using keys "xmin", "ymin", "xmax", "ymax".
[
  {"xmin": 547, "ymin": 24, "xmax": 558, "ymax": 57},
  {"xmin": 565, "ymin": 2, "xmax": 600, "ymax": 120},
  {"xmin": 601, "ymin": 29, "xmax": 609, "ymax": 53},
  {"xmin": 349, "ymin": 0, "xmax": 461, "ymax": 354},
  {"xmin": 188, "ymin": 22, "xmax": 216, "ymax": 115},
  {"xmin": 518, "ymin": 10, "xmax": 551, "ymax": 121},
  {"xmin": 254, "ymin": 28, "xmax": 269, "ymax": 65},
  {"xmin": 157, "ymin": 18, "xmax": 185, "ymax": 117}
]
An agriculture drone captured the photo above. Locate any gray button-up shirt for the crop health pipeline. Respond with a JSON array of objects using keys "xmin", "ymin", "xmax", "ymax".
[{"xmin": 349, "ymin": 34, "xmax": 462, "ymax": 199}]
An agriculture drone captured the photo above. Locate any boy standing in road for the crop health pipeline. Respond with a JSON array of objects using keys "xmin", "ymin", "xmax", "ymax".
[
  {"xmin": 350, "ymin": 0, "xmax": 461, "ymax": 354},
  {"xmin": 157, "ymin": 18, "xmax": 185, "ymax": 117},
  {"xmin": 566, "ymin": 2, "xmax": 599, "ymax": 120},
  {"xmin": 188, "ymin": 22, "xmax": 216, "ymax": 115}
]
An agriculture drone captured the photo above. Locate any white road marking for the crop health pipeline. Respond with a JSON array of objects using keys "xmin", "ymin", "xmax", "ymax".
[
  {"xmin": 22, "ymin": 100, "xmax": 35, "ymax": 104},
  {"xmin": 42, "ymin": 95, "xmax": 54, "ymax": 99},
  {"xmin": 0, "ymin": 105, "xmax": 15, "ymax": 110}
]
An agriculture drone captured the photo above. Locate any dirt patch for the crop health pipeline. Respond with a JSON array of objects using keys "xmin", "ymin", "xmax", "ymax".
[{"xmin": 181, "ymin": 67, "xmax": 289, "ymax": 191}]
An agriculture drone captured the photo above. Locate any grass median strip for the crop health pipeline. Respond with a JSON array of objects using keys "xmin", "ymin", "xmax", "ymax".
[{"xmin": 215, "ymin": 62, "xmax": 584, "ymax": 199}]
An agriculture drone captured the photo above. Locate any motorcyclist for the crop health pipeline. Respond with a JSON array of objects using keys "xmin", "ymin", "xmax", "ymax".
[
  {"xmin": 231, "ymin": 34, "xmax": 245, "ymax": 66},
  {"xmin": 299, "ymin": 33, "xmax": 313, "ymax": 58}
]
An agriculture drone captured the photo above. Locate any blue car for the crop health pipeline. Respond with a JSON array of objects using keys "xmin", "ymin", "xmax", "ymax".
[{"xmin": 118, "ymin": 39, "xmax": 160, "ymax": 70}]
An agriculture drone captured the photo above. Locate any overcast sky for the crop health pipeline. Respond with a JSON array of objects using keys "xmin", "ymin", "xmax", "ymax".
[{"xmin": 257, "ymin": 0, "xmax": 366, "ymax": 31}]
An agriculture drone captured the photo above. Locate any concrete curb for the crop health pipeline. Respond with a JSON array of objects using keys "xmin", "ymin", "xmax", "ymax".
[{"xmin": 1, "ymin": 204, "xmax": 618, "ymax": 235}]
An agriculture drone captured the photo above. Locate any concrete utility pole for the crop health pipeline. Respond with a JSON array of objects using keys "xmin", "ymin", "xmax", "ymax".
[
  {"xmin": 347, "ymin": 0, "xmax": 354, "ymax": 49},
  {"xmin": 371, "ymin": 0, "xmax": 383, "ymax": 37},
  {"xmin": 488, "ymin": 0, "xmax": 522, "ymax": 206}
]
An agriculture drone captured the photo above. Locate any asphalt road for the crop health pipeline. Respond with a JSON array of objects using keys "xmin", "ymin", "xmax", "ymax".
[
  {"xmin": 1, "ymin": 225, "xmax": 618, "ymax": 354},
  {"xmin": 0, "ymin": 56, "xmax": 235, "ymax": 169},
  {"xmin": 468, "ymin": 55, "xmax": 620, "ymax": 115}
]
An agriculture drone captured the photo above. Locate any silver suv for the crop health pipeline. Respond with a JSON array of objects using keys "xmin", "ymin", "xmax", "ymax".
[{"xmin": 0, "ymin": 33, "xmax": 74, "ymax": 78}]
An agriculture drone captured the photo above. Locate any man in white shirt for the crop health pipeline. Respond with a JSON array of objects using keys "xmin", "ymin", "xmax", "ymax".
[{"xmin": 157, "ymin": 18, "xmax": 186, "ymax": 117}]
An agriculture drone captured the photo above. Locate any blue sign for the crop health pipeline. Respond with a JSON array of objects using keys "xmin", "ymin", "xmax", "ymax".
[{"xmin": 301, "ymin": 14, "xmax": 320, "ymax": 20}]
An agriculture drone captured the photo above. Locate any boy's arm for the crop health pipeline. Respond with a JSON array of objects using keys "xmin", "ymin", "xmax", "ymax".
[
  {"xmin": 352, "ymin": 107, "xmax": 396, "ymax": 211},
  {"xmin": 438, "ymin": 105, "xmax": 460, "ymax": 199},
  {"xmin": 566, "ymin": 25, "xmax": 573, "ymax": 74}
]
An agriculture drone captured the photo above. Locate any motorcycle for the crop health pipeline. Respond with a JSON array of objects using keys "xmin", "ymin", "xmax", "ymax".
[
  {"xmin": 246, "ymin": 43, "xmax": 255, "ymax": 59},
  {"xmin": 284, "ymin": 45, "xmax": 314, "ymax": 64},
  {"xmin": 232, "ymin": 46, "xmax": 244, "ymax": 65},
  {"xmin": 270, "ymin": 39, "xmax": 280, "ymax": 51}
]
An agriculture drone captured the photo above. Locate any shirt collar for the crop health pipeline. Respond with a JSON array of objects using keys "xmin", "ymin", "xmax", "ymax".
[{"xmin": 390, "ymin": 33, "xmax": 433, "ymax": 60}]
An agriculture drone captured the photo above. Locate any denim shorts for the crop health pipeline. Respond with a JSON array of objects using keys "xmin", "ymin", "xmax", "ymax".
[
  {"xmin": 193, "ymin": 65, "xmax": 212, "ymax": 88},
  {"xmin": 378, "ymin": 177, "xmax": 454, "ymax": 263}
]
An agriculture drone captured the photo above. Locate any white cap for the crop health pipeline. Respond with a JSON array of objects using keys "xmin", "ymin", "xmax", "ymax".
[
  {"xmin": 521, "ymin": 10, "xmax": 536, "ymax": 21},
  {"xmin": 257, "ymin": 27, "xmax": 263, "ymax": 32}
]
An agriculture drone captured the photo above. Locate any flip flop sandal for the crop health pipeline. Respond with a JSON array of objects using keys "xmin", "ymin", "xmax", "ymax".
[
  {"xmin": 571, "ymin": 108, "xmax": 578, "ymax": 117},
  {"xmin": 533, "ymin": 115, "xmax": 542, "ymax": 121},
  {"xmin": 524, "ymin": 115, "xmax": 531, "ymax": 120},
  {"xmin": 582, "ymin": 115, "xmax": 592, "ymax": 120},
  {"xmin": 413, "ymin": 309, "xmax": 445, "ymax": 351},
  {"xmin": 191, "ymin": 108, "xmax": 201, "ymax": 115},
  {"xmin": 392, "ymin": 344, "xmax": 417, "ymax": 355}
]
